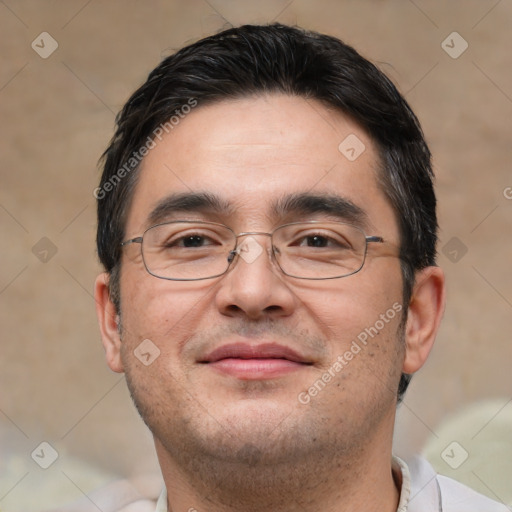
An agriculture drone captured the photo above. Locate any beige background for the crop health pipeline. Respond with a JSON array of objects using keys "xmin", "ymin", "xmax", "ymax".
[{"xmin": 1, "ymin": 1, "xmax": 511, "ymax": 510}]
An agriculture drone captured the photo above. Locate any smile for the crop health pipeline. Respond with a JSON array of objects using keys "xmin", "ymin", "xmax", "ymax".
[{"xmin": 199, "ymin": 342, "xmax": 313, "ymax": 380}]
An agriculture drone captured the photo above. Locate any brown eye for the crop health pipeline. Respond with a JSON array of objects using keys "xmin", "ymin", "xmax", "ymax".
[
  {"xmin": 305, "ymin": 235, "xmax": 328, "ymax": 247},
  {"xmin": 177, "ymin": 235, "xmax": 208, "ymax": 248}
]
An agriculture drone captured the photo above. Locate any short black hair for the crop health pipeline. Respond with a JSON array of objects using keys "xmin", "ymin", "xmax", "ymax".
[{"xmin": 97, "ymin": 23, "xmax": 438, "ymax": 403}]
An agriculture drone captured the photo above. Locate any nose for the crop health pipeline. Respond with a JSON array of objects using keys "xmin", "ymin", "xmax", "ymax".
[{"xmin": 214, "ymin": 233, "xmax": 297, "ymax": 320}]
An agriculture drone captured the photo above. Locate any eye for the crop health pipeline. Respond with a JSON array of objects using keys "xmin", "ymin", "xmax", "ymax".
[
  {"xmin": 294, "ymin": 232, "xmax": 351, "ymax": 250},
  {"xmin": 165, "ymin": 232, "xmax": 218, "ymax": 248},
  {"xmin": 174, "ymin": 235, "xmax": 211, "ymax": 248},
  {"xmin": 300, "ymin": 235, "xmax": 330, "ymax": 248}
]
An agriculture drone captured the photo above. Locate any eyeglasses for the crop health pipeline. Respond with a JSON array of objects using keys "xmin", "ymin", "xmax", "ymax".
[{"xmin": 120, "ymin": 220, "xmax": 384, "ymax": 281}]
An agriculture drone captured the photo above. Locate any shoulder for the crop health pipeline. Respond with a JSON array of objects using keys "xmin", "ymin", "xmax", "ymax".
[
  {"xmin": 404, "ymin": 456, "xmax": 509, "ymax": 512},
  {"xmin": 437, "ymin": 474, "xmax": 510, "ymax": 512}
]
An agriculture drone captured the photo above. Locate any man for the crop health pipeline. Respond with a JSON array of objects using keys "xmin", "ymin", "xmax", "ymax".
[{"xmin": 94, "ymin": 24, "xmax": 507, "ymax": 511}]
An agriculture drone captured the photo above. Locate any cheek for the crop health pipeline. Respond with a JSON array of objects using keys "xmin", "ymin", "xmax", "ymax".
[
  {"xmin": 119, "ymin": 267, "xmax": 216, "ymax": 352},
  {"xmin": 310, "ymin": 294, "xmax": 405, "ymax": 407},
  {"xmin": 297, "ymin": 273, "xmax": 403, "ymax": 345},
  {"xmin": 292, "ymin": 258, "xmax": 405, "ymax": 390}
]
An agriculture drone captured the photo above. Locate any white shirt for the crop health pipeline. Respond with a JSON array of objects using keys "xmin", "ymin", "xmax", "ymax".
[
  {"xmin": 154, "ymin": 456, "xmax": 509, "ymax": 512},
  {"xmin": 397, "ymin": 457, "xmax": 509, "ymax": 512}
]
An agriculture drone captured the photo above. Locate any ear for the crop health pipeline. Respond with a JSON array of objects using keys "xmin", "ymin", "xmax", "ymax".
[
  {"xmin": 94, "ymin": 272, "xmax": 124, "ymax": 373},
  {"xmin": 402, "ymin": 266, "xmax": 446, "ymax": 374}
]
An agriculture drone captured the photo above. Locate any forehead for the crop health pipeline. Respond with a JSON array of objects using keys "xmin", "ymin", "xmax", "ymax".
[{"xmin": 125, "ymin": 94, "xmax": 397, "ymax": 238}]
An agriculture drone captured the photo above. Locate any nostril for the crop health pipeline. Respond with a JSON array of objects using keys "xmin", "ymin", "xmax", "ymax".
[{"xmin": 225, "ymin": 304, "xmax": 245, "ymax": 315}]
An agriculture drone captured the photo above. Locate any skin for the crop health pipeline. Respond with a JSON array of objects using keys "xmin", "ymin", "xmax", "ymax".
[{"xmin": 95, "ymin": 94, "xmax": 445, "ymax": 512}]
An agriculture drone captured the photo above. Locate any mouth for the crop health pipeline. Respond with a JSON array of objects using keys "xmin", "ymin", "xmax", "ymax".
[{"xmin": 199, "ymin": 342, "xmax": 313, "ymax": 380}]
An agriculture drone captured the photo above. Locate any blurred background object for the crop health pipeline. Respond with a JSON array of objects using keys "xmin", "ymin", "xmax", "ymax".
[{"xmin": 422, "ymin": 399, "xmax": 512, "ymax": 506}]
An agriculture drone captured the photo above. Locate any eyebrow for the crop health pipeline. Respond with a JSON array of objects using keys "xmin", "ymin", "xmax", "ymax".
[
  {"xmin": 146, "ymin": 191, "xmax": 368, "ymax": 228},
  {"xmin": 147, "ymin": 192, "xmax": 235, "ymax": 226},
  {"xmin": 272, "ymin": 193, "xmax": 368, "ymax": 227}
]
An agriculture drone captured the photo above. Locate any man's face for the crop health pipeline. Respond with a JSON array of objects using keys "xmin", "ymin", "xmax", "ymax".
[{"xmin": 109, "ymin": 94, "xmax": 406, "ymax": 469}]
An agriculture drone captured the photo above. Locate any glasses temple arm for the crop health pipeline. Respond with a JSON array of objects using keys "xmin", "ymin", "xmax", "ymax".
[
  {"xmin": 120, "ymin": 236, "xmax": 143, "ymax": 246},
  {"xmin": 366, "ymin": 235, "xmax": 384, "ymax": 244}
]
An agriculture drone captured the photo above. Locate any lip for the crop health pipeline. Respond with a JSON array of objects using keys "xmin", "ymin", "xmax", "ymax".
[{"xmin": 199, "ymin": 342, "xmax": 312, "ymax": 380}]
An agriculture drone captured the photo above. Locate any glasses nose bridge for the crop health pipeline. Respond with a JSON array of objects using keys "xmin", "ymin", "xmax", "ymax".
[
  {"xmin": 234, "ymin": 231, "xmax": 275, "ymax": 253},
  {"xmin": 227, "ymin": 230, "xmax": 276, "ymax": 266},
  {"xmin": 234, "ymin": 230, "xmax": 273, "ymax": 241}
]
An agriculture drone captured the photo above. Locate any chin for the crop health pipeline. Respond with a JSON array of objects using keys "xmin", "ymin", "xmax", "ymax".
[{"xmin": 151, "ymin": 396, "xmax": 323, "ymax": 463}]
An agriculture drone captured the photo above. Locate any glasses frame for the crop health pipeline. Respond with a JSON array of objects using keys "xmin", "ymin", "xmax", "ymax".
[{"xmin": 120, "ymin": 220, "xmax": 384, "ymax": 281}]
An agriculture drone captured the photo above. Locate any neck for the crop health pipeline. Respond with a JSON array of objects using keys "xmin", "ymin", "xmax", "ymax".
[{"xmin": 155, "ymin": 428, "xmax": 400, "ymax": 512}]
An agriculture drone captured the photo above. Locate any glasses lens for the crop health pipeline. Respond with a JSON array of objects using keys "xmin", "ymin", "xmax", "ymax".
[
  {"xmin": 273, "ymin": 222, "xmax": 367, "ymax": 279},
  {"xmin": 142, "ymin": 222, "xmax": 235, "ymax": 280}
]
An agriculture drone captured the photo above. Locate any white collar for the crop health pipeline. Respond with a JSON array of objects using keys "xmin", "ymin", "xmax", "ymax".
[{"xmin": 154, "ymin": 487, "xmax": 168, "ymax": 512}]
